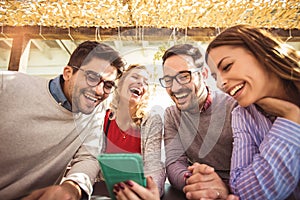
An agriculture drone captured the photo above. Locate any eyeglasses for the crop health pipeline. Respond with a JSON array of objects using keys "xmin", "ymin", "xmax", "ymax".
[
  {"xmin": 72, "ymin": 66, "xmax": 117, "ymax": 94},
  {"xmin": 159, "ymin": 68, "xmax": 201, "ymax": 88}
]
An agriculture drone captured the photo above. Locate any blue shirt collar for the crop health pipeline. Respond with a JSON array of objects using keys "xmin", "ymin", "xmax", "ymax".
[{"xmin": 49, "ymin": 75, "xmax": 72, "ymax": 111}]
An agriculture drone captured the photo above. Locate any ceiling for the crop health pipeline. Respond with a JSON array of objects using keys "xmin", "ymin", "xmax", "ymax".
[{"xmin": 1, "ymin": 0, "xmax": 299, "ymax": 29}]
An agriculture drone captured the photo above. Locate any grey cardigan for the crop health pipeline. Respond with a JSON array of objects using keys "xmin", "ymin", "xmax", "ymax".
[{"xmin": 100, "ymin": 111, "xmax": 166, "ymax": 196}]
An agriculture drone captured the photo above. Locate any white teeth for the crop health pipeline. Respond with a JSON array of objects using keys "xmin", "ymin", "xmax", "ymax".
[
  {"xmin": 130, "ymin": 88, "xmax": 141, "ymax": 96},
  {"xmin": 229, "ymin": 84, "xmax": 244, "ymax": 96},
  {"xmin": 85, "ymin": 94, "xmax": 97, "ymax": 102},
  {"xmin": 175, "ymin": 93, "xmax": 188, "ymax": 98}
]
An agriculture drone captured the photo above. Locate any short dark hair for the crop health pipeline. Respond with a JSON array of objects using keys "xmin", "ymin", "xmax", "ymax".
[
  {"xmin": 67, "ymin": 41, "xmax": 125, "ymax": 79},
  {"xmin": 162, "ymin": 44, "xmax": 203, "ymax": 68}
]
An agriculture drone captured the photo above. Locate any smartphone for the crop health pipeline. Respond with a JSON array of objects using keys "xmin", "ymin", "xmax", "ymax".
[{"xmin": 97, "ymin": 153, "xmax": 147, "ymax": 200}]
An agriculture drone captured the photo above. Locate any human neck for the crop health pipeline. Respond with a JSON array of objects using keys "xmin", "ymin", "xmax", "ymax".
[
  {"xmin": 198, "ymin": 86, "xmax": 208, "ymax": 111},
  {"xmin": 115, "ymin": 100, "xmax": 136, "ymax": 131}
]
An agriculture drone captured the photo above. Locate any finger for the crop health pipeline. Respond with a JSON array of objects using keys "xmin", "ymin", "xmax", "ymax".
[
  {"xmin": 185, "ymin": 173, "xmax": 215, "ymax": 185},
  {"xmin": 115, "ymin": 182, "xmax": 139, "ymax": 200},
  {"xmin": 146, "ymin": 176, "xmax": 159, "ymax": 194},
  {"xmin": 187, "ymin": 162, "xmax": 200, "ymax": 172},
  {"xmin": 124, "ymin": 178, "xmax": 156, "ymax": 200},
  {"xmin": 227, "ymin": 194, "xmax": 239, "ymax": 200},
  {"xmin": 188, "ymin": 163, "xmax": 215, "ymax": 175},
  {"xmin": 22, "ymin": 188, "xmax": 47, "ymax": 200},
  {"xmin": 185, "ymin": 189, "xmax": 221, "ymax": 200}
]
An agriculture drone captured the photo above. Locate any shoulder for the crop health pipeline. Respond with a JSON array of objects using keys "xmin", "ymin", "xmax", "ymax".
[
  {"xmin": 1, "ymin": 71, "xmax": 49, "ymax": 96},
  {"xmin": 1, "ymin": 71, "xmax": 43, "ymax": 85},
  {"xmin": 232, "ymin": 104, "xmax": 261, "ymax": 119},
  {"xmin": 142, "ymin": 110, "xmax": 163, "ymax": 125},
  {"xmin": 211, "ymin": 90, "xmax": 237, "ymax": 105},
  {"xmin": 209, "ymin": 90, "xmax": 238, "ymax": 115},
  {"xmin": 231, "ymin": 104, "xmax": 272, "ymax": 134},
  {"xmin": 165, "ymin": 105, "xmax": 180, "ymax": 116}
]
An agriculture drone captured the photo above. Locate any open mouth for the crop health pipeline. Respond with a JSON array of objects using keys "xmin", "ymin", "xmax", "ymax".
[
  {"xmin": 174, "ymin": 92, "xmax": 188, "ymax": 99},
  {"xmin": 84, "ymin": 93, "xmax": 101, "ymax": 102},
  {"xmin": 229, "ymin": 83, "xmax": 244, "ymax": 96},
  {"xmin": 129, "ymin": 88, "xmax": 142, "ymax": 97}
]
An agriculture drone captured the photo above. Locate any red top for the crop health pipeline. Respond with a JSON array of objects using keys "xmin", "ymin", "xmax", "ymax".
[{"xmin": 104, "ymin": 110, "xmax": 141, "ymax": 153}]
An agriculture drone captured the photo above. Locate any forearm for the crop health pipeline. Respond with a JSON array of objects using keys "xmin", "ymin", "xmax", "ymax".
[{"xmin": 166, "ymin": 159, "xmax": 189, "ymax": 190}]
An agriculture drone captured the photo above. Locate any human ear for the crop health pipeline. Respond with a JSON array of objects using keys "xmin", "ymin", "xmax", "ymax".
[
  {"xmin": 201, "ymin": 67, "xmax": 209, "ymax": 79},
  {"xmin": 63, "ymin": 66, "xmax": 73, "ymax": 81}
]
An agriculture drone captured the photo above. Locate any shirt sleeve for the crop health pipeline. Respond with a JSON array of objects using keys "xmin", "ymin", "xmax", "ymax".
[
  {"xmin": 164, "ymin": 108, "xmax": 189, "ymax": 190},
  {"xmin": 63, "ymin": 105, "xmax": 106, "ymax": 199},
  {"xmin": 230, "ymin": 107, "xmax": 300, "ymax": 200},
  {"xmin": 61, "ymin": 173, "xmax": 93, "ymax": 199},
  {"xmin": 142, "ymin": 113, "xmax": 166, "ymax": 196}
]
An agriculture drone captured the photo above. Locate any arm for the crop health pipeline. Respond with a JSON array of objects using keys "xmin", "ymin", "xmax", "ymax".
[
  {"xmin": 164, "ymin": 108, "xmax": 189, "ymax": 190},
  {"xmin": 230, "ymin": 105, "xmax": 300, "ymax": 200},
  {"xmin": 22, "ymin": 107, "xmax": 105, "ymax": 200},
  {"xmin": 142, "ymin": 113, "xmax": 166, "ymax": 196},
  {"xmin": 63, "ymin": 106, "xmax": 106, "ymax": 199}
]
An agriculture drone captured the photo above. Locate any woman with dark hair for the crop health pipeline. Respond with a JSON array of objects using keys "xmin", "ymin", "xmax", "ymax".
[
  {"xmin": 206, "ymin": 25, "xmax": 300, "ymax": 200},
  {"xmin": 102, "ymin": 64, "xmax": 165, "ymax": 199}
]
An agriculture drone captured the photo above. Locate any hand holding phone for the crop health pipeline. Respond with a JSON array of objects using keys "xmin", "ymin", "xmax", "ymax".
[{"xmin": 97, "ymin": 153, "xmax": 146, "ymax": 200}]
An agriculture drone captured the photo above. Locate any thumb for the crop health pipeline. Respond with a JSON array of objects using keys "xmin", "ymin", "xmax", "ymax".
[
  {"xmin": 226, "ymin": 194, "xmax": 239, "ymax": 200},
  {"xmin": 146, "ymin": 176, "xmax": 157, "ymax": 189}
]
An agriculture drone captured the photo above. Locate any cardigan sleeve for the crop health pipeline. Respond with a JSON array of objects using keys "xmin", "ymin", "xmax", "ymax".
[{"xmin": 142, "ymin": 113, "xmax": 166, "ymax": 197}]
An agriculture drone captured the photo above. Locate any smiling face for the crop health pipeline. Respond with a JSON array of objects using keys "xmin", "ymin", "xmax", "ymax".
[
  {"xmin": 119, "ymin": 68, "xmax": 149, "ymax": 106},
  {"xmin": 207, "ymin": 45, "xmax": 283, "ymax": 107},
  {"xmin": 163, "ymin": 54, "xmax": 206, "ymax": 112},
  {"xmin": 63, "ymin": 57, "xmax": 117, "ymax": 114}
]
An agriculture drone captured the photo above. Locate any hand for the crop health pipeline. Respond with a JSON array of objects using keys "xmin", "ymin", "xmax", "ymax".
[
  {"xmin": 183, "ymin": 163, "xmax": 229, "ymax": 200},
  {"xmin": 21, "ymin": 181, "xmax": 81, "ymax": 200},
  {"xmin": 226, "ymin": 194, "xmax": 239, "ymax": 200},
  {"xmin": 256, "ymin": 97, "xmax": 300, "ymax": 124},
  {"xmin": 113, "ymin": 176, "xmax": 159, "ymax": 200}
]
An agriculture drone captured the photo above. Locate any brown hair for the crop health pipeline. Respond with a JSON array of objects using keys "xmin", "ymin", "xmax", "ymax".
[
  {"xmin": 162, "ymin": 44, "xmax": 204, "ymax": 68},
  {"xmin": 68, "ymin": 41, "xmax": 126, "ymax": 79},
  {"xmin": 205, "ymin": 24, "xmax": 300, "ymax": 94}
]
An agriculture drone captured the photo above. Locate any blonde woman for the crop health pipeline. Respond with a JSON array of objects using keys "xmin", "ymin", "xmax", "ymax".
[{"xmin": 102, "ymin": 64, "xmax": 165, "ymax": 198}]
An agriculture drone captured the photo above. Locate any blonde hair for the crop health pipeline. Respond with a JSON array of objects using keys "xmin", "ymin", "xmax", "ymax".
[{"xmin": 109, "ymin": 64, "xmax": 150, "ymax": 127}]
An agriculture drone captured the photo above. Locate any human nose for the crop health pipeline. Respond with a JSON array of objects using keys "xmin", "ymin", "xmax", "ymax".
[
  {"xmin": 217, "ymin": 76, "xmax": 227, "ymax": 91},
  {"xmin": 95, "ymin": 81, "xmax": 105, "ymax": 95},
  {"xmin": 170, "ymin": 77, "xmax": 182, "ymax": 91}
]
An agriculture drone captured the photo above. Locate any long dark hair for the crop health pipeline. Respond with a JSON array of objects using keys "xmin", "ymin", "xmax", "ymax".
[{"xmin": 205, "ymin": 24, "xmax": 300, "ymax": 95}]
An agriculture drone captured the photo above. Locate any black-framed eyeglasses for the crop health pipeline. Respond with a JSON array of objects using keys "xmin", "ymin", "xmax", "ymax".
[
  {"xmin": 72, "ymin": 66, "xmax": 117, "ymax": 94},
  {"xmin": 159, "ymin": 68, "xmax": 201, "ymax": 88}
]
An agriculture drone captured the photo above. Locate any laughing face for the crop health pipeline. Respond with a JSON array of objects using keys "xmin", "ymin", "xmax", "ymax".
[
  {"xmin": 64, "ymin": 57, "xmax": 117, "ymax": 114},
  {"xmin": 119, "ymin": 68, "xmax": 149, "ymax": 106},
  {"xmin": 163, "ymin": 54, "xmax": 205, "ymax": 112},
  {"xmin": 207, "ymin": 45, "xmax": 282, "ymax": 107}
]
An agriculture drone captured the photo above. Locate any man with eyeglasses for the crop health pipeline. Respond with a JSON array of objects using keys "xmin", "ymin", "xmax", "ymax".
[
  {"xmin": 0, "ymin": 41, "xmax": 125, "ymax": 200},
  {"xmin": 160, "ymin": 44, "xmax": 237, "ymax": 200}
]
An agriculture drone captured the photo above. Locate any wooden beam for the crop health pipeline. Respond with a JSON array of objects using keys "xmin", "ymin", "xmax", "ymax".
[
  {"xmin": 8, "ymin": 35, "xmax": 31, "ymax": 71},
  {"xmin": 0, "ymin": 26, "xmax": 299, "ymax": 42}
]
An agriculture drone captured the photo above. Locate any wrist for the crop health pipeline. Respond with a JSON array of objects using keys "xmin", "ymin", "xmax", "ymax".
[{"xmin": 63, "ymin": 180, "xmax": 82, "ymax": 199}]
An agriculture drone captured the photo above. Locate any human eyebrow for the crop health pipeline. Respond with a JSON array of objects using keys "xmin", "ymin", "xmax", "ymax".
[{"xmin": 217, "ymin": 57, "xmax": 229, "ymax": 69}]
